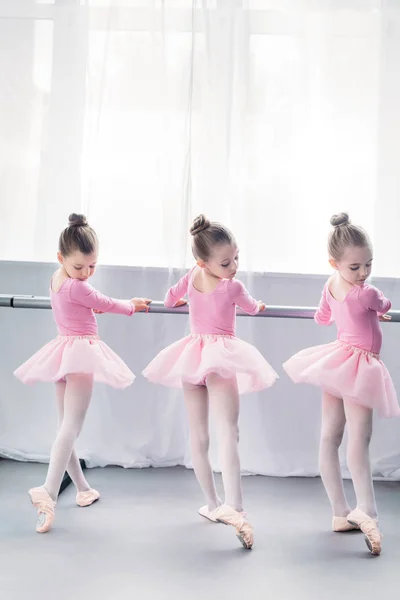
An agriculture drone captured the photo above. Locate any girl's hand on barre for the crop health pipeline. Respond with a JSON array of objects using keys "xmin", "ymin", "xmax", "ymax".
[
  {"xmin": 174, "ymin": 299, "xmax": 187, "ymax": 307},
  {"xmin": 379, "ymin": 313, "xmax": 391, "ymax": 322},
  {"xmin": 131, "ymin": 298, "xmax": 152, "ymax": 312},
  {"xmin": 258, "ymin": 301, "xmax": 266, "ymax": 312}
]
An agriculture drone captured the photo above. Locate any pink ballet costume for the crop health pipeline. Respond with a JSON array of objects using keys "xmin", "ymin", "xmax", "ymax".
[
  {"xmin": 283, "ymin": 282, "xmax": 399, "ymax": 418},
  {"xmin": 14, "ymin": 277, "xmax": 135, "ymax": 389},
  {"xmin": 143, "ymin": 267, "xmax": 278, "ymax": 394}
]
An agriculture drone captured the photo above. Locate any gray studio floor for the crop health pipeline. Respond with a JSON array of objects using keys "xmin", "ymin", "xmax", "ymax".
[{"xmin": 1, "ymin": 460, "xmax": 399, "ymax": 600}]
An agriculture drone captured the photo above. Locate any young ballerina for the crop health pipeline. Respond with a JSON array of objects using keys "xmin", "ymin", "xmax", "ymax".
[
  {"xmin": 14, "ymin": 213, "xmax": 151, "ymax": 533},
  {"xmin": 283, "ymin": 212, "xmax": 399, "ymax": 556},
  {"xmin": 143, "ymin": 214, "xmax": 278, "ymax": 549}
]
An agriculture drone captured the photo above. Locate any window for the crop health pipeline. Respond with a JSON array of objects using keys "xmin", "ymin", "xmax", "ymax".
[
  {"xmin": 0, "ymin": 1, "xmax": 396, "ymax": 276},
  {"xmin": 0, "ymin": 17, "xmax": 53, "ymax": 261}
]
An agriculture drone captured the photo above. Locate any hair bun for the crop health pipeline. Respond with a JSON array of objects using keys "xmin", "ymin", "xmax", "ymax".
[
  {"xmin": 190, "ymin": 214, "xmax": 210, "ymax": 236},
  {"xmin": 68, "ymin": 213, "xmax": 88, "ymax": 228},
  {"xmin": 330, "ymin": 212, "xmax": 350, "ymax": 228}
]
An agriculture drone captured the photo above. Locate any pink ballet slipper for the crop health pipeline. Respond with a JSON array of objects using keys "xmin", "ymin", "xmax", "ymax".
[
  {"xmin": 76, "ymin": 488, "xmax": 100, "ymax": 507},
  {"xmin": 198, "ymin": 505, "xmax": 221, "ymax": 523},
  {"xmin": 28, "ymin": 487, "xmax": 56, "ymax": 534},
  {"xmin": 332, "ymin": 516, "xmax": 360, "ymax": 533},
  {"xmin": 347, "ymin": 508, "xmax": 382, "ymax": 555},
  {"xmin": 215, "ymin": 504, "xmax": 254, "ymax": 549}
]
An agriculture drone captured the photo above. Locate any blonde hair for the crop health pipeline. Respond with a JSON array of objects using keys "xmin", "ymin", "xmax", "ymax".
[
  {"xmin": 190, "ymin": 214, "xmax": 235, "ymax": 262},
  {"xmin": 328, "ymin": 213, "xmax": 371, "ymax": 261}
]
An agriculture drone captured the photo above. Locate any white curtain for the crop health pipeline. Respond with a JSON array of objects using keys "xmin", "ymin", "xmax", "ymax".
[
  {"xmin": 2, "ymin": 262, "xmax": 400, "ymax": 479},
  {"xmin": 1, "ymin": 0, "xmax": 400, "ymax": 276},
  {"xmin": 1, "ymin": 0, "xmax": 400, "ymax": 479}
]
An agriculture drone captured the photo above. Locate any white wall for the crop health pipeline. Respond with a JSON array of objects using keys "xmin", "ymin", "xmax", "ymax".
[{"xmin": 1, "ymin": 261, "xmax": 400, "ymax": 479}]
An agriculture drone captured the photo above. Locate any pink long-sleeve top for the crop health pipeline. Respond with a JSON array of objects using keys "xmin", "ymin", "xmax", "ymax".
[
  {"xmin": 315, "ymin": 281, "xmax": 391, "ymax": 354},
  {"xmin": 51, "ymin": 277, "xmax": 134, "ymax": 336},
  {"xmin": 164, "ymin": 267, "xmax": 259, "ymax": 336}
]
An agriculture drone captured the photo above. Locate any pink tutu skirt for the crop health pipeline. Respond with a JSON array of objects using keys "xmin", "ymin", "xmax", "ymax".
[
  {"xmin": 14, "ymin": 335, "xmax": 134, "ymax": 389},
  {"xmin": 283, "ymin": 339, "xmax": 399, "ymax": 418},
  {"xmin": 143, "ymin": 334, "xmax": 278, "ymax": 395}
]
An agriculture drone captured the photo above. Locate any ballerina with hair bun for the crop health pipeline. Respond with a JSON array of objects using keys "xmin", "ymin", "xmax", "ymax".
[
  {"xmin": 284, "ymin": 212, "xmax": 399, "ymax": 556},
  {"xmin": 15, "ymin": 213, "xmax": 151, "ymax": 534},
  {"xmin": 144, "ymin": 214, "xmax": 278, "ymax": 549}
]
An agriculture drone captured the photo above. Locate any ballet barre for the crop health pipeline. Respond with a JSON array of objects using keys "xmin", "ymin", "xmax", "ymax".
[{"xmin": 1, "ymin": 294, "xmax": 400, "ymax": 321}]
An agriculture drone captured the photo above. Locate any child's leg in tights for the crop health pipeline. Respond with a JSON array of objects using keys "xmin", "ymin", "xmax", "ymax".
[
  {"xmin": 183, "ymin": 382, "xmax": 221, "ymax": 513},
  {"xmin": 343, "ymin": 400, "xmax": 377, "ymax": 518},
  {"xmin": 319, "ymin": 392, "xmax": 351, "ymax": 518},
  {"xmin": 207, "ymin": 374, "xmax": 242, "ymax": 512},
  {"xmin": 55, "ymin": 380, "xmax": 91, "ymax": 494},
  {"xmin": 206, "ymin": 374, "xmax": 253, "ymax": 549},
  {"xmin": 44, "ymin": 373, "xmax": 93, "ymax": 501},
  {"xmin": 30, "ymin": 374, "xmax": 94, "ymax": 532},
  {"xmin": 344, "ymin": 400, "xmax": 381, "ymax": 554}
]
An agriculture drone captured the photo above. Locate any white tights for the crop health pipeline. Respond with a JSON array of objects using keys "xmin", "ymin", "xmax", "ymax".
[
  {"xmin": 44, "ymin": 374, "xmax": 93, "ymax": 501},
  {"xmin": 319, "ymin": 392, "xmax": 377, "ymax": 518},
  {"xmin": 183, "ymin": 374, "xmax": 242, "ymax": 512}
]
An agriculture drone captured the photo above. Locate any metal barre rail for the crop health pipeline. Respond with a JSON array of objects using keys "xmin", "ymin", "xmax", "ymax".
[{"xmin": 1, "ymin": 294, "xmax": 400, "ymax": 321}]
